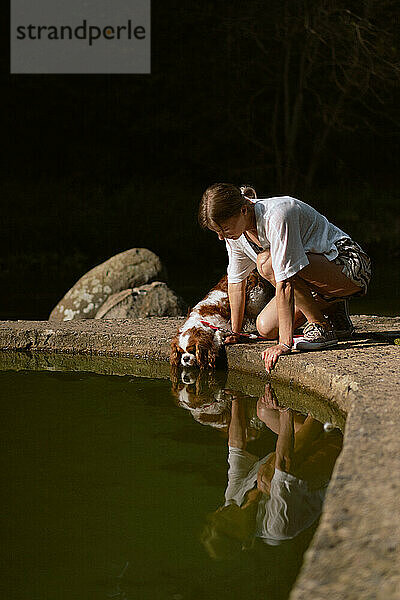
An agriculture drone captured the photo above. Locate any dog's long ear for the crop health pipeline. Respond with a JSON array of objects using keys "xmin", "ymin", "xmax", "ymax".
[
  {"xmin": 207, "ymin": 348, "xmax": 218, "ymax": 370},
  {"xmin": 169, "ymin": 364, "xmax": 181, "ymax": 393},
  {"xmin": 195, "ymin": 344, "xmax": 209, "ymax": 370},
  {"xmin": 195, "ymin": 373, "xmax": 202, "ymax": 396},
  {"xmin": 196, "ymin": 369, "xmax": 209, "ymax": 395},
  {"xmin": 170, "ymin": 336, "xmax": 181, "ymax": 368}
]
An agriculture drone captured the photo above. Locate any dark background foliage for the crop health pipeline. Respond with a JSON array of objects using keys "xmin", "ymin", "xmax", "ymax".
[{"xmin": 1, "ymin": 0, "xmax": 399, "ymax": 318}]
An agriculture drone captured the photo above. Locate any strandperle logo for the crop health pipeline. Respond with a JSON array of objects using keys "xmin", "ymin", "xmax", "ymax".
[
  {"xmin": 15, "ymin": 19, "xmax": 146, "ymax": 46},
  {"xmin": 11, "ymin": 0, "xmax": 151, "ymax": 74}
]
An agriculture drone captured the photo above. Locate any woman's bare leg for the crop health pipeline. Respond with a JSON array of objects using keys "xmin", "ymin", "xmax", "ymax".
[
  {"xmin": 292, "ymin": 253, "xmax": 361, "ymax": 324},
  {"xmin": 256, "ymin": 297, "xmax": 305, "ymax": 339},
  {"xmin": 297, "ymin": 253, "xmax": 361, "ymax": 297},
  {"xmin": 256, "ymin": 251, "xmax": 362, "ymax": 336},
  {"xmin": 256, "ymin": 251, "xmax": 304, "ymax": 336}
]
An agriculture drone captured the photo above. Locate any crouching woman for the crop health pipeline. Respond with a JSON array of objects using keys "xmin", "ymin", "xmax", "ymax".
[{"xmin": 198, "ymin": 183, "xmax": 371, "ymax": 372}]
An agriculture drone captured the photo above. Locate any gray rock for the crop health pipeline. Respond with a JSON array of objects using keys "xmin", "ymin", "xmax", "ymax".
[
  {"xmin": 94, "ymin": 282, "xmax": 187, "ymax": 319},
  {"xmin": 49, "ymin": 248, "xmax": 166, "ymax": 321}
]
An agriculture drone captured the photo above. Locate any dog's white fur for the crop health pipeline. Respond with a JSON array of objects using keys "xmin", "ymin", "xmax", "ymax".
[{"xmin": 178, "ymin": 290, "xmax": 227, "ymax": 365}]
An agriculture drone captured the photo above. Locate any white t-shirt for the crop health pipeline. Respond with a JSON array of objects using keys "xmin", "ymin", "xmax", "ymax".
[
  {"xmin": 226, "ymin": 196, "xmax": 349, "ymax": 283},
  {"xmin": 255, "ymin": 468, "xmax": 328, "ymax": 545},
  {"xmin": 224, "ymin": 447, "xmax": 273, "ymax": 507}
]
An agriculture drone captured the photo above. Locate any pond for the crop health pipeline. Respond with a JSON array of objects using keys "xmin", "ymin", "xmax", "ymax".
[{"xmin": 0, "ymin": 361, "xmax": 344, "ymax": 600}]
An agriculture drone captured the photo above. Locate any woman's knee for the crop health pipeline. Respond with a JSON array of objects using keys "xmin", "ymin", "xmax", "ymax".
[
  {"xmin": 256, "ymin": 313, "xmax": 278, "ymax": 339},
  {"xmin": 256, "ymin": 402, "xmax": 280, "ymax": 430}
]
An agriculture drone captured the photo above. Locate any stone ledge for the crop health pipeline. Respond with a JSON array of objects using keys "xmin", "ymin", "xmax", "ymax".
[{"xmin": 0, "ymin": 314, "xmax": 399, "ymax": 600}]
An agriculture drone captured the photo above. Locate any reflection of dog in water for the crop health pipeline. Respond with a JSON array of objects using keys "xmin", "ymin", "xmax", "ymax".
[
  {"xmin": 170, "ymin": 368, "xmax": 264, "ymax": 438},
  {"xmin": 170, "ymin": 271, "xmax": 273, "ymax": 370},
  {"xmin": 170, "ymin": 369, "xmax": 230, "ymax": 430}
]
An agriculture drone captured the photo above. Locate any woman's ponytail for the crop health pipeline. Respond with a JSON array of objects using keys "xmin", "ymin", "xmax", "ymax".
[{"xmin": 239, "ymin": 185, "xmax": 257, "ymax": 200}]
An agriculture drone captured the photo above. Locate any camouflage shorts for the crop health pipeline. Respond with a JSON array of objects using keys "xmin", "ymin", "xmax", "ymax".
[
  {"xmin": 333, "ymin": 238, "xmax": 372, "ymax": 297},
  {"xmin": 311, "ymin": 237, "xmax": 371, "ymax": 303}
]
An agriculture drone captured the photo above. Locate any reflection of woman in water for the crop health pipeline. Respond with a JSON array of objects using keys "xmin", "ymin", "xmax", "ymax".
[{"xmin": 201, "ymin": 384, "xmax": 342, "ymax": 558}]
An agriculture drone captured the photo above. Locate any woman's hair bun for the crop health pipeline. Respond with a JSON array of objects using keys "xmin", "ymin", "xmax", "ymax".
[{"xmin": 239, "ymin": 185, "xmax": 257, "ymax": 200}]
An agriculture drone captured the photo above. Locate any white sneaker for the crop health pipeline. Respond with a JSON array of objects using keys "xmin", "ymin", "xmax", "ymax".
[{"xmin": 294, "ymin": 322, "xmax": 338, "ymax": 351}]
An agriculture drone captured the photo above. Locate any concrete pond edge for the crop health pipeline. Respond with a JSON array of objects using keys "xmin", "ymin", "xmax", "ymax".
[{"xmin": 0, "ymin": 315, "xmax": 399, "ymax": 599}]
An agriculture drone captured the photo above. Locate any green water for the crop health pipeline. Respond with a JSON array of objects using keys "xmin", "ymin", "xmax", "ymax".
[{"xmin": 0, "ymin": 369, "xmax": 342, "ymax": 600}]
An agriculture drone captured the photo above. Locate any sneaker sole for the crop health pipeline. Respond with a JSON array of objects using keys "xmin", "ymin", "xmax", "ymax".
[
  {"xmin": 294, "ymin": 338, "xmax": 339, "ymax": 351},
  {"xmin": 334, "ymin": 328, "xmax": 355, "ymax": 341}
]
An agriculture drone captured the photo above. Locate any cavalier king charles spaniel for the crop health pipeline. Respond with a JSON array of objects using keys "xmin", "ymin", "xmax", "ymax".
[{"xmin": 170, "ymin": 271, "xmax": 273, "ymax": 369}]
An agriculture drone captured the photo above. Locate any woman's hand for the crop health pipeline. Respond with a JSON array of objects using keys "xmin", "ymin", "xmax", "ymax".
[
  {"xmin": 259, "ymin": 382, "xmax": 289, "ymax": 411},
  {"xmin": 224, "ymin": 333, "xmax": 242, "ymax": 345},
  {"xmin": 262, "ymin": 344, "xmax": 291, "ymax": 373}
]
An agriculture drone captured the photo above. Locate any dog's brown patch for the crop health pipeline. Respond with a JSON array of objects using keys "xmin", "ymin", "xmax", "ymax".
[
  {"xmin": 210, "ymin": 274, "xmax": 228, "ymax": 293},
  {"xmin": 197, "ymin": 302, "xmax": 230, "ymax": 319}
]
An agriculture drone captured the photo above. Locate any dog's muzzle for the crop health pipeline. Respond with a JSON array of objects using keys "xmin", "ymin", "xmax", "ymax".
[
  {"xmin": 181, "ymin": 368, "xmax": 197, "ymax": 384},
  {"xmin": 181, "ymin": 353, "xmax": 197, "ymax": 367}
]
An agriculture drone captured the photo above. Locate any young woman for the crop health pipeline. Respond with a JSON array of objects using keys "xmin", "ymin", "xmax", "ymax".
[{"xmin": 198, "ymin": 183, "xmax": 371, "ymax": 372}]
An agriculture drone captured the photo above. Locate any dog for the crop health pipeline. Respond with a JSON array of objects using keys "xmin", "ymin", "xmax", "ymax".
[{"xmin": 170, "ymin": 271, "xmax": 274, "ymax": 369}]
